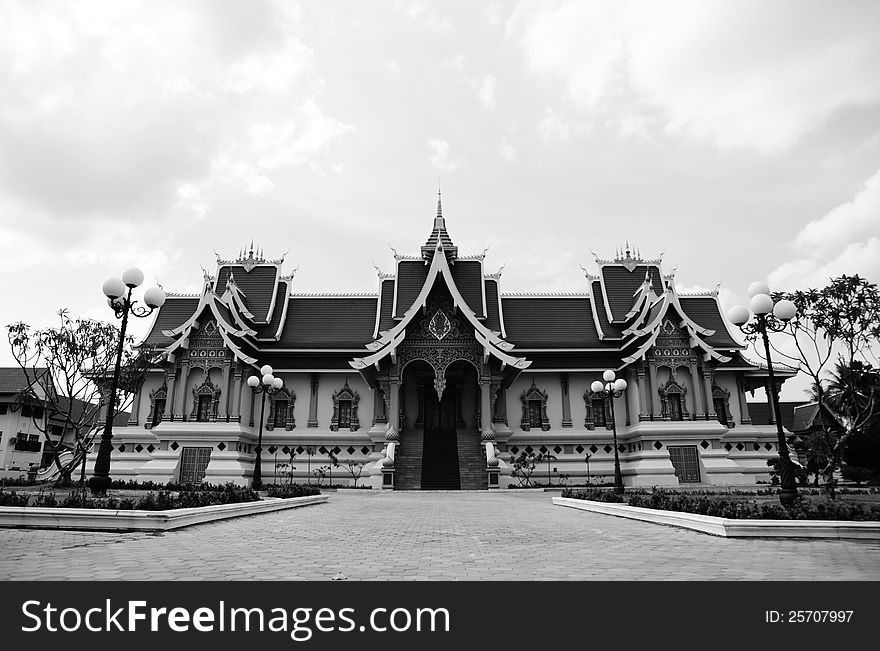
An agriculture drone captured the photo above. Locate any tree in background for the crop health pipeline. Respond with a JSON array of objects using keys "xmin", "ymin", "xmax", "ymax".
[
  {"xmin": 6, "ymin": 310, "xmax": 154, "ymax": 485},
  {"xmin": 770, "ymin": 275, "xmax": 880, "ymax": 495}
]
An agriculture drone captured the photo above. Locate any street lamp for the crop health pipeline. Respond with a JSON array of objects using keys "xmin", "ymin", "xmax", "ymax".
[
  {"xmin": 729, "ymin": 281, "xmax": 798, "ymax": 506},
  {"xmin": 247, "ymin": 364, "xmax": 283, "ymax": 489},
  {"xmin": 591, "ymin": 370, "xmax": 627, "ymax": 494},
  {"xmin": 89, "ymin": 268, "xmax": 165, "ymax": 495}
]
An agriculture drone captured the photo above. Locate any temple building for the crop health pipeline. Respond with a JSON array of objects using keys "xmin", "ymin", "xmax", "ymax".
[{"xmin": 92, "ymin": 194, "xmax": 794, "ymax": 489}]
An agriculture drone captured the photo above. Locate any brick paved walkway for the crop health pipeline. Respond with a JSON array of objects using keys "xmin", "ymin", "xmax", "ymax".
[{"xmin": 2, "ymin": 490, "xmax": 879, "ymax": 580}]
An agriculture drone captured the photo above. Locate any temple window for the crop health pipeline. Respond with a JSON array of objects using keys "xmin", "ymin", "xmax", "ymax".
[
  {"xmin": 274, "ymin": 400, "xmax": 288, "ymax": 428},
  {"xmin": 330, "ymin": 382, "xmax": 360, "ymax": 431},
  {"xmin": 151, "ymin": 399, "xmax": 165, "ymax": 428},
  {"xmin": 592, "ymin": 398, "xmax": 607, "ymax": 427},
  {"xmin": 520, "ymin": 381, "xmax": 550, "ymax": 431}
]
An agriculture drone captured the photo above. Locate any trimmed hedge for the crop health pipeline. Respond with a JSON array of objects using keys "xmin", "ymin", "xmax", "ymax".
[
  {"xmin": 265, "ymin": 484, "xmax": 321, "ymax": 498},
  {"xmin": 0, "ymin": 484, "xmax": 259, "ymax": 510},
  {"xmin": 561, "ymin": 487, "xmax": 880, "ymax": 521}
]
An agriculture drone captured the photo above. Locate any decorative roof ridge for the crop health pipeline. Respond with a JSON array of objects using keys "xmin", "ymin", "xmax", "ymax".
[
  {"xmin": 459, "ymin": 245, "xmax": 490, "ymax": 261},
  {"xmin": 678, "ymin": 290, "xmax": 719, "ymax": 297},
  {"xmin": 372, "ymin": 262, "xmax": 395, "ymax": 281},
  {"xmin": 290, "ymin": 292, "xmax": 378, "ymax": 297},
  {"xmin": 591, "ymin": 244, "xmax": 663, "ymax": 272},
  {"xmin": 738, "ymin": 353, "xmax": 798, "ymax": 373},
  {"xmin": 164, "ymin": 292, "xmax": 200, "ymax": 298},
  {"xmin": 215, "ymin": 242, "xmax": 287, "ymax": 270},
  {"xmin": 501, "ymin": 292, "xmax": 590, "ymax": 298}
]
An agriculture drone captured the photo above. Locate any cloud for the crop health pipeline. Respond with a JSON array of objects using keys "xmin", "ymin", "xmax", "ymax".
[
  {"xmin": 767, "ymin": 167, "xmax": 880, "ymax": 290},
  {"xmin": 478, "ymin": 75, "xmax": 496, "ymax": 111},
  {"xmin": 538, "ymin": 109, "xmax": 588, "ymax": 142},
  {"xmin": 499, "ymin": 138, "xmax": 517, "ymax": 162},
  {"xmin": 792, "ymin": 168, "xmax": 880, "ymax": 257},
  {"xmin": 0, "ymin": 1, "xmax": 351, "ymax": 220},
  {"xmin": 427, "ymin": 139, "xmax": 461, "ymax": 171},
  {"xmin": 769, "ymin": 238, "xmax": 880, "ymax": 291},
  {"xmin": 510, "ymin": 0, "xmax": 880, "ymax": 152}
]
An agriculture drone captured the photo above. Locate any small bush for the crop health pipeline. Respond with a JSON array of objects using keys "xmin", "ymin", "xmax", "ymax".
[
  {"xmin": 561, "ymin": 488, "xmax": 627, "ymax": 503},
  {"xmin": 0, "ymin": 489, "xmax": 29, "ymax": 506},
  {"xmin": 266, "ymin": 484, "xmax": 321, "ymax": 498},
  {"xmin": 563, "ymin": 486, "xmax": 880, "ymax": 521}
]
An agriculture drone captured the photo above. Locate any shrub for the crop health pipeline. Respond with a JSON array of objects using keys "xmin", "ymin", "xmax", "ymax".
[
  {"xmin": 265, "ymin": 484, "xmax": 321, "ymax": 498},
  {"xmin": 562, "ymin": 488, "xmax": 626, "ymax": 503},
  {"xmin": 0, "ymin": 489, "xmax": 29, "ymax": 506},
  {"xmin": 841, "ymin": 466, "xmax": 880, "ymax": 486}
]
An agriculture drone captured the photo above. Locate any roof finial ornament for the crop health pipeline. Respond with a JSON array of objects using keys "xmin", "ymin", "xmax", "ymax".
[
  {"xmin": 213, "ymin": 248, "xmax": 221, "ymax": 263},
  {"xmin": 435, "ymin": 181, "xmax": 444, "ymax": 227}
]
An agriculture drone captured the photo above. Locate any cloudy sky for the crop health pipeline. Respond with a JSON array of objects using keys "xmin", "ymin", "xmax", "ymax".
[{"xmin": 1, "ymin": 0, "xmax": 878, "ymax": 398}]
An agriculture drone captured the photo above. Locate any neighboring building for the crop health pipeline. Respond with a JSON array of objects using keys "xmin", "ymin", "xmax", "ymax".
[
  {"xmin": 87, "ymin": 195, "xmax": 795, "ymax": 488},
  {"xmin": 0, "ymin": 368, "xmax": 49, "ymax": 474},
  {"xmin": 0, "ymin": 367, "xmax": 129, "ymax": 479}
]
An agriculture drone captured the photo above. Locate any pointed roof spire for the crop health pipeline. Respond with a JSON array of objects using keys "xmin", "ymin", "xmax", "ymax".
[
  {"xmin": 422, "ymin": 183, "xmax": 457, "ymax": 260},
  {"xmin": 435, "ymin": 180, "xmax": 445, "ymax": 230}
]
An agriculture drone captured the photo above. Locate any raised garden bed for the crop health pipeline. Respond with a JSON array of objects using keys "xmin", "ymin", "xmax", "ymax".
[
  {"xmin": 555, "ymin": 488, "xmax": 880, "ymax": 539},
  {"xmin": 0, "ymin": 482, "xmax": 326, "ymax": 531}
]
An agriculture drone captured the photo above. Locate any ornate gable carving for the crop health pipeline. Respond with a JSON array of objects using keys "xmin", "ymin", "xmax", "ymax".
[
  {"xmin": 396, "ymin": 297, "xmax": 482, "ymax": 399},
  {"xmin": 651, "ymin": 318, "xmax": 696, "ymax": 367},
  {"xmin": 187, "ymin": 318, "xmax": 230, "ymax": 367}
]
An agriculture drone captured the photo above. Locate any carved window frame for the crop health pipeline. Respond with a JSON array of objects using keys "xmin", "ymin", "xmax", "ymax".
[
  {"xmin": 520, "ymin": 381, "xmax": 550, "ymax": 431},
  {"xmin": 712, "ymin": 384, "xmax": 733, "ymax": 427},
  {"xmin": 330, "ymin": 381, "xmax": 360, "ymax": 431},
  {"xmin": 583, "ymin": 390, "xmax": 612, "ymax": 430},
  {"xmin": 190, "ymin": 376, "xmax": 221, "ymax": 422},
  {"xmin": 658, "ymin": 378, "xmax": 689, "ymax": 421},
  {"xmin": 266, "ymin": 387, "xmax": 296, "ymax": 431},
  {"xmin": 146, "ymin": 382, "xmax": 167, "ymax": 429}
]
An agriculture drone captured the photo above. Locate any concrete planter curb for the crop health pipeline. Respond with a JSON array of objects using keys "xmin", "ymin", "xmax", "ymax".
[
  {"xmin": 0, "ymin": 495, "xmax": 328, "ymax": 532},
  {"xmin": 553, "ymin": 496, "xmax": 880, "ymax": 540}
]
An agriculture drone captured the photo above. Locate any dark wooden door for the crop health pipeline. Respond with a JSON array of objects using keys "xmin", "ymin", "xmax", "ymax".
[
  {"xmin": 197, "ymin": 395, "xmax": 211, "ymax": 422},
  {"xmin": 668, "ymin": 445, "xmax": 700, "ymax": 483},
  {"xmin": 180, "ymin": 447, "xmax": 212, "ymax": 484}
]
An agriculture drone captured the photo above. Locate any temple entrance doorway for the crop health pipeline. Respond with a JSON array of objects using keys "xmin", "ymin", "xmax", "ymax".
[{"xmin": 421, "ymin": 382, "xmax": 460, "ymax": 489}]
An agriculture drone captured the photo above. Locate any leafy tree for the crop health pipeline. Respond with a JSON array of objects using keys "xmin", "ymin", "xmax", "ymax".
[
  {"xmin": 510, "ymin": 450, "xmax": 540, "ymax": 487},
  {"xmin": 344, "ymin": 459, "xmax": 365, "ymax": 487},
  {"xmin": 6, "ymin": 311, "xmax": 154, "ymax": 485},
  {"xmin": 304, "ymin": 445, "xmax": 316, "ymax": 484},
  {"xmin": 771, "ymin": 275, "xmax": 880, "ymax": 496}
]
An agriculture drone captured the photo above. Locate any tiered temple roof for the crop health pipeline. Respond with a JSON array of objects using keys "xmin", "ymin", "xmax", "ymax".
[{"xmin": 143, "ymin": 197, "xmax": 772, "ymax": 377}]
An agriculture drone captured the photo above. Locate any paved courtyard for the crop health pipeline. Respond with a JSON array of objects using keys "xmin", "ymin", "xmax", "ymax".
[{"xmin": 2, "ymin": 490, "xmax": 879, "ymax": 580}]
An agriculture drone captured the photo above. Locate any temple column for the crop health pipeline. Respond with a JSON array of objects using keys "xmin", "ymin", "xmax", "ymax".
[
  {"xmin": 308, "ymin": 374, "xmax": 319, "ymax": 427},
  {"xmin": 494, "ymin": 386, "xmax": 508, "ymax": 425},
  {"xmin": 128, "ymin": 384, "xmax": 143, "ymax": 426},
  {"xmin": 702, "ymin": 368, "xmax": 716, "ymax": 421},
  {"xmin": 372, "ymin": 387, "xmax": 386, "ymax": 425},
  {"xmin": 560, "ymin": 374, "xmax": 572, "ymax": 428},
  {"xmin": 163, "ymin": 371, "xmax": 176, "ymax": 420},
  {"xmin": 173, "ymin": 361, "xmax": 190, "ymax": 420},
  {"xmin": 637, "ymin": 363, "xmax": 648, "ymax": 421},
  {"xmin": 388, "ymin": 378, "xmax": 401, "ymax": 431},
  {"xmin": 766, "ymin": 379, "xmax": 779, "ymax": 425},
  {"xmin": 219, "ymin": 363, "xmax": 231, "ymax": 420},
  {"xmin": 480, "ymin": 376, "xmax": 492, "ymax": 432},
  {"xmin": 690, "ymin": 362, "xmax": 705, "ymax": 420},
  {"xmin": 231, "ymin": 365, "xmax": 243, "ymax": 422},
  {"xmin": 737, "ymin": 376, "xmax": 751, "ymax": 424},
  {"xmin": 648, "ymin": 362, "xmax": 661, "ymax": 419}
]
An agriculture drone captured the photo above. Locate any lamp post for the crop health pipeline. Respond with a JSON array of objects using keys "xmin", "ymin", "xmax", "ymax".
[
  {"xmin": 591, "ymin": 370, "xmax": 628, "ymax": 494},
  {"xmin": 247, "ymin": 364, "xmax": 283, "ymax": 489},
  {"xmin": 584, "ymin": 453, "xmax": 591, "ymax": 485},
  {"xmin": 728, "ymin": 282, "xmax": 798, "ymax": 506},
  {"xmin": 89, "ymin": 268, "xmax": 166, "ymax": 495}
]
